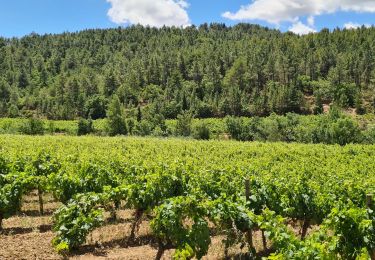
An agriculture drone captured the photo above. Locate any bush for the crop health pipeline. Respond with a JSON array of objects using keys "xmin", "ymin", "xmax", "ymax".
[
  {"xmin": 261, "ymin": 115, "xmax": 284, "ymax": 142},
  {"xmin": 313, "ymin": 109, "xmax": 362, "ymax": 145},
  {"xmin": 262, "ymin": 113, "xmax": 300, "ymax": 142},
  {"xmin": 195, "ymin": 102, "xmax": 214, "ymax": 118},
  {"xmin": 47, "ymin": 121, "xmax": 56, "ymax": 134},
  {"xmin": 84, "ymin": 95, "xmax": 107, "ymax": 120},
  {"xmin": 175, "ymin": 112, "xmax": 192, "ymax": 137},
  {"xmin": 225, "ymin": 116, "xmax": 243, "ymax": 140},
  {"xmin": 355, "ymin": 94, "xmax": 366, "ymax": 115},
  {"xmin": 106, "ymin": 95, "xmax": 127, "ymax": 136},
  {"xmin": 77, "ymin": 118, "xmax": 94, "ymax": 136},
  {"xmin": 362, "ymin": 127, "xmax": 375, "ymax": 144},
  {"xmin": 135, "ymin": 120, "xmax": 153, "ymax": 136},
  {"xmin": 8, "ymin": 104, "xmax": 19, "ymax": 118},
  {"xmin": 333, "ymin": 83, "xmax": 357, "ymax": 108},
  {"xmin": 152, "ymin": 126, "xmax": 165, "ymax": 137},
  {"xmin": 21, "ymin": 118, "xmax": 45, "ymax": 135},
  {"xmin": 162, "ymin": 101, "xmax": 181, "ymax": 119},
  {"xmin": 126, "ymin": 118, "xmax": 135, "ymax": 135},
  {"xmin": 329, "ymin": 118, "xmax": 362, "ymax": 145},
  {"xmin": 192, "ymin": 122, "xmax": 210, "ymax": 140}
]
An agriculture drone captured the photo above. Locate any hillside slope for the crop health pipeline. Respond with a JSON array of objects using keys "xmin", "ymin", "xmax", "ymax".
[{"xmin": 0, "ymin": 24, "xmax": 374, "ymax": 120}]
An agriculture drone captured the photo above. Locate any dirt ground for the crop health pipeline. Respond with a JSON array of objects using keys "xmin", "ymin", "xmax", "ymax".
[{"xmin": 0, "ymin": 192, "xmax": 274, "ymax": 260}]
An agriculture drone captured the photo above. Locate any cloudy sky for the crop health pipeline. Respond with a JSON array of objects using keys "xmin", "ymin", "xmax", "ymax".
[{"xmin": 1, "ymin": 0, "xmax": 374, "ymax": 37}]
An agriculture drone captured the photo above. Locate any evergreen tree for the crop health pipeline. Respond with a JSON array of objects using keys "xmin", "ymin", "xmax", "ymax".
[
  {"xmin": 0, "ymin": 24, "xmax": 374, "ymax": 119},
  {"xmin": 175, "ymin": 111, "xmax": 192, "ymax": 137},
  {"xmin": 103, "ymin": 71, "xmax": 119, "ymax": 97},
  {"xmin": 137, "ymin": 106, "xmax": 142, "ymax": 122},
  {"xmin": 106, "ymin": 95, "xmax": 127, "ymax": 136},
  {"xmin": 314, "ymin": 93, "xmax": 324, "ymax": 114}
]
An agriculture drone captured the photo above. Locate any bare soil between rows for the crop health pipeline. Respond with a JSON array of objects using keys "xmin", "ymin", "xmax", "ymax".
[{"xmin": 1, "ymin": 191, "xmax": 311, "ymax": 260}]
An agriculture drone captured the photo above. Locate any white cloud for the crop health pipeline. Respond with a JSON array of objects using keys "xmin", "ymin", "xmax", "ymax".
[
  {"xmin": 106, "ymin": 0, "xmax": 190, "ymax": 28},
  {"xmin": 289, "ymin": 21, "xmax": 316, "ymax": 35},
  {"xmin": 223, "ymin": 0, "xmax": 375, "ymax": 25},
  {"xmin": 307, "ymin": 16, "xmax": 314, "ymax": 27},
  {"xmin": 344, "ymin": 22, "xmax": 372, "ymax": 29},
  {"xmin": 344, "ymin": 22, "xmax": 361, "ymax": 29}
]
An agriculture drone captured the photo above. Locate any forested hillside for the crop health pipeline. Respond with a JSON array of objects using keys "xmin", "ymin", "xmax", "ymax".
[{"xmin": 0, "ymin": 23, "xmax": 374, "ymax": 120}]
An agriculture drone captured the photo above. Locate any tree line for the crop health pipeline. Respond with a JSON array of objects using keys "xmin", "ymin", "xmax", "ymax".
[
  {"xmin": 2, "ymin": 106, "xmax": 375, "ymax": 146},
  {"xmin": 0, "ymin": 23, "xmax": 374, "ymax": 121}
]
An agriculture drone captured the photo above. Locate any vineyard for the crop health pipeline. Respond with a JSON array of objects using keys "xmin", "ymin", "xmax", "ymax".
[{"xmin": 0, "ymin": 135, "xmax": 375, "ymax": 259}]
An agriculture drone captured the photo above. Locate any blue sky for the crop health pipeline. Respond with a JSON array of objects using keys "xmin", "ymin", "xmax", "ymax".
[{"xmin": 0, "ymin": 0, "xmax": 374, "ymax": 38}]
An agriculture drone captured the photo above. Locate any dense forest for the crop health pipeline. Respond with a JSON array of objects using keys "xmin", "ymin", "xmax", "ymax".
[{"xmin": 0, "ymin": 23, "xmax": 375, "ymax": 120}]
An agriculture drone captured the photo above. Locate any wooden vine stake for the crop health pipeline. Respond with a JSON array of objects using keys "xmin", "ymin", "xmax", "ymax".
[
  {"xmin": 366, "ymin": 194, "xmax": 373, "ymax": 208},
  {"xmin": 366, "ymin": 194, "xmax": 375, "ymax": 260},
  {"xmin": 245, "ymin": 179, "xmax": 254, "ymax": 250},
  {"xmin": 38, "ymin": 188, "xmax": 44, "ymax": 215},
  {"xmin": 0, "ymin": 212, "xmax": 3, "ymax": 232}
]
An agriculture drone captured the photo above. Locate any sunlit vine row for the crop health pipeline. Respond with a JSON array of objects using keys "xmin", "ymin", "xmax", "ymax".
[{"xmin": 0, "ymin": 135, "xmax": 374, "ymax": 259}]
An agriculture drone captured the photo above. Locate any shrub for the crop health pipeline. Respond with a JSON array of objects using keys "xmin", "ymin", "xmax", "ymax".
[
  {"xmin": 47, "ymin": 121, "xmax": 56, "ymax": 134},
  {"xmin": 329, "ymin": 118, "xmax": 362, "ymax": 145},
  {"xmin": 175, "ymin": 112, "xmax": 192, "ymax": 137},
  {"xmin": 362, "ymin": 127, "xmax": 375, "ymax": 144},
  {"xmin": 225, "ymin": 116, "xmax": 243, "ymax": 140},
  {"xmin": 8, "ymin": 104, "xmax": 19, "ymax": 118},
  {"xmin": 192, "ymin": 122, "xmax": 210, "ymax": 140},
  {"xmin": 77, "ymin": 118, "xmax": 94, "ymax": 136},
  {"xmin": 313, "ymin": 109, "xmax": 362, "ymax": 145},
  {"xmin": 106, "ymin": 95, "xmax": 127, "ymax": 136},
  {"xmin": 195, "ymin": 102, "xmax": 214, "ymax": 118},
  {"xmin": 126, "ymin": 118, "xmax": 135, "ymax": 135},
  {"xmin": 135, "ymin": 120, "xmax": 153, "ymax": 136},
  {"xmin": 152, "ymin": 126, "xmax": 165, "ymax": 137},
  {"xmin": 20, "ymin": 118, "xmax": 45, "ymax": 135},
  {"xmin": 84, "ymin": 95, "xmax": 107, "ymax": 120}
]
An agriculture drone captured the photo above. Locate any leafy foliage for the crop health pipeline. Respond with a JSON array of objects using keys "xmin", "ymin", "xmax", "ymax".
[
  {"xmin": 0, "ymin": 136, "xmax": 374, "ymax": 258},
  {"xmin": 52, "ymin": 193, "xmax": 105, "ymax": 253},
  {"xmin": 1, "ymin": 24, "xmax": 375, "ymax": 121}
]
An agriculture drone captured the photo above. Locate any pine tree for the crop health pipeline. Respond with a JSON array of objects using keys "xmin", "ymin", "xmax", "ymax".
[
  {"xmin": 104, "ymin": 71, "xmax": 119, "ymax": 97},
  {"xmin": 107, "ymin": 95, "xmax": 127, "ymax": 136},
  {"xmin": 314, "ymin": 93, "xmax": 324, "ymax": 114},
  {"xmin": 137, "ymin": 106, "xmax": 142, "ymax": 122}
]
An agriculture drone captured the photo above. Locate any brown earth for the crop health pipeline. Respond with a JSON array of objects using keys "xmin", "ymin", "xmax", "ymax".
[{"xmin": 1, "ymin": 192, "xmax": 308, "ymax": 260}]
